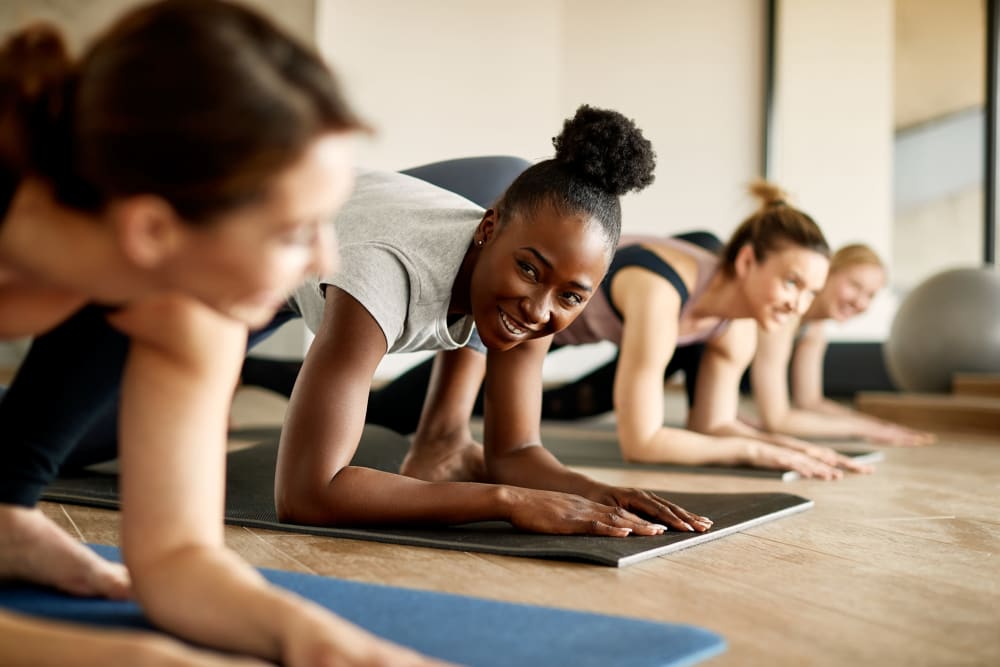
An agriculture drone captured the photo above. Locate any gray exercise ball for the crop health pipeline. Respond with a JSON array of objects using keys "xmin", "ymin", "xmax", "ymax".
[{"xmin": 884, "ymin": 267, "xmax": 1000, "ymax": 392}]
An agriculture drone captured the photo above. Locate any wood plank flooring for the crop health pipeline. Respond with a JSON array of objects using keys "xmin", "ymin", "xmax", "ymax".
[{"xmin": 37, "ymin": 387, "xmax": 1000, "ymax": 666}]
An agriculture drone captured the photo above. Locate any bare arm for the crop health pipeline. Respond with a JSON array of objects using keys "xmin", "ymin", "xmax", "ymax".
[
  {"xmin": 481, "ymin": 326, "xmax": 710, "ymax": 533},
  {"xmin": 275, "ymin": 287, "xmax": 531, "ymax": 526},
  {"xmin": 400, "ymin": 346, "xmax": 488, "ymax": 482},
  {"xmin": 276, "ymin": 288, "xmax": 707, "ymax": 536},
  {"xmin": 785, "ymin": 325, "xmax": 935, "ymax": 446},
  {"xmin": 111, "ymin": 295, "xmax": 439, "ymax": 666},
  {"xmin": 752, "ymin": 320, "xmax": 870, "ymax": 437},
  {"xmin": 414, "ymin": 347, "xmax": 486, "ymax": 445},
  {"xmin": 0, "ymin": 609, "xmax": 269, "ymax": 667},
  {"xmin": 689, "ymin": 322, "xmax": 869, "ymax": 477},
  {"xmin": 609, "ymin": 272, "xmax": 770, "ymax": 468}
]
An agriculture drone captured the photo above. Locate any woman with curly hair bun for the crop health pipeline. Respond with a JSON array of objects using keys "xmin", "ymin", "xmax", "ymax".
[
  {"xmin": 277, "ymin": 105, "xmax": 713, "ymax": 535},
  {"xmin": 391, "ymin": 181, "xmax": 878, "ymax": 481}
]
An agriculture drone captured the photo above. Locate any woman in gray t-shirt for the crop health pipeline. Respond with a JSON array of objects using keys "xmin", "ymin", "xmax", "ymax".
[{"xmin": 278, "ymin": 105, "xmax": 713, "ymax": 536}]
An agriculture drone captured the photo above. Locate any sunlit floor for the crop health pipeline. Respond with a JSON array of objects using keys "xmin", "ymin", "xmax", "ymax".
[{"xmin": 37, "ymin": 385, "xmax": 1000, "ymax": 666}]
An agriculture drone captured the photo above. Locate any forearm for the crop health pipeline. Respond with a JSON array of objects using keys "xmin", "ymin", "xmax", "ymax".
[
  {"xmin": 125, "ymin": 544, "xmax": 302, "ymax": 661},
  {"xmin": 714, "ymin": 418, "xmax": 839, "ymax": 458},
  {"xmin": 625, "ymin": 425, "xmax": 753, "ymax": 467},
  {"xmin": 412, "ymin": 348, "xmax": 486, "ymax": 446},
  {"xmin": 0, "ymin": 610, "xmax": 148, "ymax": 666},
  {"xmin": 486, "ymin": 443, "xmax": 604, "ymax": 498},
  {"xmin": 760, "ymin": 405, "xmax": 868, "ymax": 439},
  {"xmin": 278, "ymin": 464, "xmax": 512, "ymax": 526}
]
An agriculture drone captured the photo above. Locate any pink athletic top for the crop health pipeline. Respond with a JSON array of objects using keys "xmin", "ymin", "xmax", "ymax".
[{"xmin": 553, "ymin": 235, "xmax": 730, "ymax": 348}]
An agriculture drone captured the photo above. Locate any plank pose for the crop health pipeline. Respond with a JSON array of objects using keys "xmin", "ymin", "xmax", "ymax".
[
  {"xmin": 751, "ymin": 243, "xmax": 935, "ymax": 446},
  {"xmin": 0, "ymin": 1, "xmax": 441, "ymax": 664},
  {"xmin": 277, "ymin": 105, "xmax": 713, "ymax": 536}
]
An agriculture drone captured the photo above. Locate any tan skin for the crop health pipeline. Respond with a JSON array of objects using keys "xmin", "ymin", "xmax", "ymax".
[
  {"xmin": 751, "ymin": 261, "xmax": 936, "ymax": 446},
  {"xmin": 405, "ymin": 239, "xmax": 875, "ymax": 481},
  {"xmin": 277, "ymin": 203, "xmax": 712, "ymax": 536},
  {"xmin": 0, "ymin": 135, "xmax": 446, "ymax": 666}
]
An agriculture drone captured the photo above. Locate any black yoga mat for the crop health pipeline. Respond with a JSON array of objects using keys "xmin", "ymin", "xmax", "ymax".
[
  {"xmin": 231, "ymin": 422, "xmax": 883, "ymax": 482},
  {"xmin": 43, "ymin": 426, "xmax": 813, "ymax": 567},
  {"xmin": 529, "ymin": 422, "xmax": 884, "ymax": 482}
]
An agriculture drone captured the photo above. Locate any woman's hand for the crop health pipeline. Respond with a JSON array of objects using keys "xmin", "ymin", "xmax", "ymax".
[
  {"xmin": 768, "ymin": 434, "xmax": 873, "ymax": 475},
  {"xmin": 504, "ymin": 487, "xmax": 706, "ymax": 537},
  {"xmin": 589, "ymin": 487, "xmax": 714, "ymax": 533},
  {"xmin": 747, "ymin": 440, "xmax": 863, "ymax": 479},
  {"xmin": 798, "ymin": 442, "xmax": 872, "ymax": 473},
  {"xmin": 863, "ymin": 420, "xmax": 936, "ymax": 447}
]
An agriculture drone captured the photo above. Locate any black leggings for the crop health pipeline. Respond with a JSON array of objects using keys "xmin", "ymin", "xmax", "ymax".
[
  {"xmin": 0, "ymin": 306, "xmax": 128, "ymax": 505},
  {"xmin": 240, "ymin": 355, "xmax": 433, "ymax": 437},
  {"xmin": 0, "ymin": 307, "xmax": 296, "ymax": 506},
  {"xmin": 241, "ymin": 342, "xmax": 706, "ymax": 437},
  {"xmin": 540, "ymin": 343, "xmax": 704, "ymax": 420}
]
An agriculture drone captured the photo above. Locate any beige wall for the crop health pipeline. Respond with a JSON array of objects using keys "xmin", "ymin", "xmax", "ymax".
[
  {"xmin": 316, "ymin": 0, "xmax": 767, "ymax": 373},
  {"xmin": 317, "ymin": 0, "xmax": 564, "ymax": 172},
  {"xmin": 895, "ymin": 0, "xmax": 984, "ymax": 129},
  {"xmin": 318, "ymin": 0, "xmax": 766, "ymax": 241},
  {"xmin": 771, "ymin": 0, "xmax": 895, "ymax": 340},
  {"xmin": 561, "ymin": 1, "xmax": 766, "ymax": 239},
  {"xmin": 0, "ymin": 0, "xmax": 315, "ymax": 50}
]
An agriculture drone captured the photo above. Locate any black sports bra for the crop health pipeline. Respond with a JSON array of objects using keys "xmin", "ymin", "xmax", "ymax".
[{"xmin": 600, "ymin": 244, "xmax": 690, "ymax": 322}]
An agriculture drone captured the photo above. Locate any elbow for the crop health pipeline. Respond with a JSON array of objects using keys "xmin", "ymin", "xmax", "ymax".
[
  {"xmin": 275, "ymin": 478, "xmax": 336, "ymax": 525},
  {"xmin": 618, "ymin": 432, "xmax": 667, "ymax": 464},
  {"xmin": 756, "ymin": 409, "xmax": 789, "ymax": 433},
  {"xmin": 758, "ymin": 418, "xmax": 781, "ymax": 434}
]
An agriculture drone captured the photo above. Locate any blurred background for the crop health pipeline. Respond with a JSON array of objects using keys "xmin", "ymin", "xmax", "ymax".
[{"xmin": 0, "ymin": 0, "xmax": 990, "ymax": 385}]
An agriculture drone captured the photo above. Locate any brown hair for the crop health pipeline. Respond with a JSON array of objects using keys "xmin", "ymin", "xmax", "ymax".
[
  {"xmin": 719, "ymin": 180, "xmax": 830, "ymax": 275},
  {"xmin": 0, "ymin": 0, "xmax": 367, "ymax": 223},
  {"xmin": 829, "ymin": 243, "xmax": 884, "ymax": 274}
]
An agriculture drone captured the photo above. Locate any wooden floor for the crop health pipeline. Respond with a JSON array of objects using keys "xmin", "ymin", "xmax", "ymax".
[{"xmin": 37, "ymin": 387, "xmax": 1000, "ymax": 667}]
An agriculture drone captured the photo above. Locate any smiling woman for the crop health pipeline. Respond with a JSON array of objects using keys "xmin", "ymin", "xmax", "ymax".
[
  {"xmin": 751, "ymin": 243, "xmax": 936, "ymax": 446},
  {"xmin": 377, "ymin": 181, "xmax": 880, "ymax": 481},
  {"xmin": 275, "ymin": 104, "xmax": 716, "ymax": 537}
]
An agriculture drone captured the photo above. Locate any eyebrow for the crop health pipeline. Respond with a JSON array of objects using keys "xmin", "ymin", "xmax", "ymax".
[{"xmin": 522, "ymin": 246, "xmax": 593, "ymax": 293}]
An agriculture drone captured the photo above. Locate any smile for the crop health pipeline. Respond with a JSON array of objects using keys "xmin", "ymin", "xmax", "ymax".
[{"xmin": 499, "ymin": 310, "xmax": 526, "ymax": 336}]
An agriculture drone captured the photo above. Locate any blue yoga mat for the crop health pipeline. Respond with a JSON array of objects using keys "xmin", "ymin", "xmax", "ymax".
[{"xmin": 0, "ymin": 545, "xmax": 725, "ymax": 667}]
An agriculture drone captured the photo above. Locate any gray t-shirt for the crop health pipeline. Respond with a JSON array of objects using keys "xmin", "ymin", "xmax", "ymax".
[{"xmin": 290, "ymin": 169, "xmax": 484, "ymax": 354}]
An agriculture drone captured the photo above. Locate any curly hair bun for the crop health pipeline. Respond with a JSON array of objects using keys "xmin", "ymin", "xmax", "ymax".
[{"xmin": 553, "ymin": 104, "xmax": 656, "ymax": 196}]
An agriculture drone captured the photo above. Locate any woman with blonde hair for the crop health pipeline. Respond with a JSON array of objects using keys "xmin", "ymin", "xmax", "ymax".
[{"xmin": 750, "ymin": 243, "xmax": 936, "ymax": 446}]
